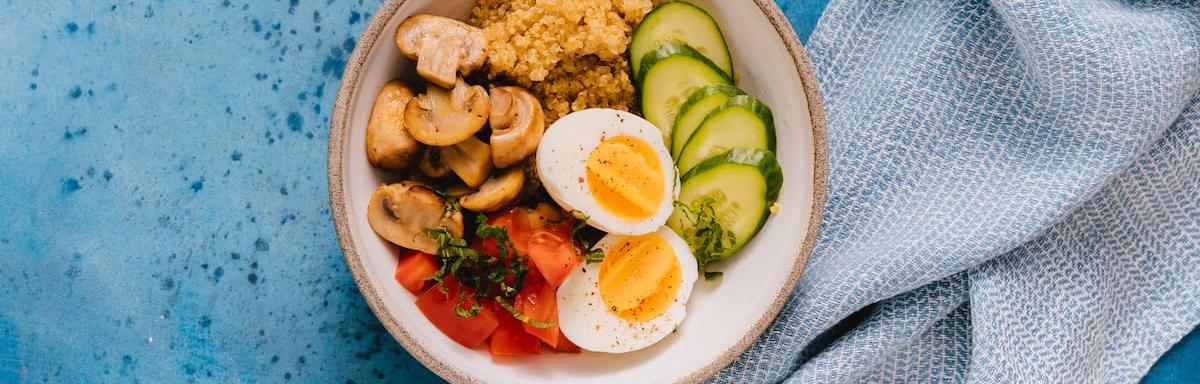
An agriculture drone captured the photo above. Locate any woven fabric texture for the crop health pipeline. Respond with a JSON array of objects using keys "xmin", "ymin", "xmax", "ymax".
[{"xmin": 717, "ymin": 0, "xmax": 1200, "ymax": 382}]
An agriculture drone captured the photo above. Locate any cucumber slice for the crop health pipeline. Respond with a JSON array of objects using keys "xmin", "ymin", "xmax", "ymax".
[
  {"xmin": 638, "ymin": 43, "xmax": 732, "ymax": 140},
  {"xmin": 668, "ymin": 148, "xmax": 784, "ymax": 261},
  {"xmin": 676, "ymin": 95, "xmax": 776, "ymax": 174},
  {"xmin": 671, "ymin": 84, "xmax": 744, "ymax": 157},
  {"xmin": 630, "ymin": 1, "xmax": 733, "ymax": 80}
]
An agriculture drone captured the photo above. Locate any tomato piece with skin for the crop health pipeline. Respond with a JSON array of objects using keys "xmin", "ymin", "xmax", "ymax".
[
  {"xmin": 527, "ymin": 230, "xmax": 579, "ymax": 287},
  {"xmin": 507, "ymin": 207, "xmax": 534, "ymax": 257},
  {"xmin": 488, "ymin": 302, "xmax": 541, "ymax": 356},
  {"xmin": 394, "ymin": 250, "xmax": 438, "ymax": 294},
  {"xmin": 516, "ymin": 273, "xmax": 561, "ymax": 347},
  {"xmin": 478, "ymin": 208, "xmax": 531, "ymax": 258},
  {"xmin": 552, "ymin": 336, "xmax": 581, "ymax": 353},
  {"xmin": 475, "ymin": 214, "xmax": 509, "ymax": 258},
  {"xmin": 414, "ymin": 278, "xmax": 499, "ymax": 348}
]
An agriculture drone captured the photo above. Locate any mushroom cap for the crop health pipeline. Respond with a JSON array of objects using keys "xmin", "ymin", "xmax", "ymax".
[
  {"xmin": 405, "ymin": 78, "xmax": 490, "ymax": 146},
  {"xmin": 366, "ymin": 182, "xmax": 463, "ymax": 254},
  {"xmin": 394, "ymin": 15, "xmax": 487, "ymax": 89},
  {"xmin": 366, "ymin": 81, "xmax": 421, "ymax": 170},
  {"xmin": 459, "ymin": 166, "xmax": 526, "ymax": 213},
  {"xmin": 489, "ymin": 86, "xmax": 546, "ymax": 169}
]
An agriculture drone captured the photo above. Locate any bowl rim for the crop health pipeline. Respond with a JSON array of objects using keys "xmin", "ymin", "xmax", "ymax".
[{"xmin": 327, "ymin": 1, "xmax": 828, "ymax": 382}]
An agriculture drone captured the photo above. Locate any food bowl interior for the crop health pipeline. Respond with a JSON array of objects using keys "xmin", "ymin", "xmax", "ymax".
[{"xmin": 336, "ymin": 0, "xmax": 817, "ymax": 382}]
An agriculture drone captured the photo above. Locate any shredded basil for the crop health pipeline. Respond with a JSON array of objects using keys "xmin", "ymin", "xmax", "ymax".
[
  {"xmin": 495, "ymin": 297, "xmax": 554, "ymax": 329},
  {"xmin": 423, "ymin": 214, "xmax": 549, "ymax": 321},
  {"xmin": 569, "ymin": 210, "xmax": 606, "ymax": 263},
  {"xmin": 674, "ymin": 194, "xmax": 736, "ymax": 280}
]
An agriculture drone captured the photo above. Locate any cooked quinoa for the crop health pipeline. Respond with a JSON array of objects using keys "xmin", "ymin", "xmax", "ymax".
[{"xmin": 469, "ymin": 0, "xmax": 654, "ymax": 122}]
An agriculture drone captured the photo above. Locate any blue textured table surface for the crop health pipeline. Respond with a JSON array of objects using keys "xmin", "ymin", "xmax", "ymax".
[{"xmin": 0, "ymin": 1, "xmax": 1194, "ymax": 383}]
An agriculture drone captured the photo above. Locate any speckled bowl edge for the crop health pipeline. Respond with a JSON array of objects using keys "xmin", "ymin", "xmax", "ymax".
[
  {"xmin": 327, "ymin": 1, "xmax": 479, "ymax": 383},
  {"xmin": 677, "ymin": 1, "xmax": 828, "ymax": 382},
  {"xmin": 326, "ymin": 1, "xmax": 829, "ymax": 383}
]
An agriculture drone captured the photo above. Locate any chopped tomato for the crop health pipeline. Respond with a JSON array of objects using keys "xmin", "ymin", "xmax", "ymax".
[
  {"xmin": 507, "ymin": 208, "xmax": 534, "ymax": 257},
  {"xmin": 475, "ymin": 215, "xmax": 509, "ymax": 258},
  {"xmin": 527, "ymin": 231, "xmax": 579, "ymax": 287},
  {"xmin": 552, "ymin": 336, "xmax": 581, "ymax": 353},
  {"xmin": 394, "ymin": 250, "xmax": 438, "ymax": 294},
  {"xmin": 414, "ymin": 278, "xmax": 499, "ymax": 348},
  {"xmin": 516, "ymin": 274, "xmax": 561, "ymax": 347},
  {"xmin": 478, "ymin": 208, "xmax": 532, "ymax": 258},
  {"xmin": 488, "ymin": 303, "xmax": 541, "ymax": 356}
]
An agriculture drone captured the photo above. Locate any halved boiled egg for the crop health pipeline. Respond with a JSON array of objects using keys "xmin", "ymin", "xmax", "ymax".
[
  {"xmin": 556, "ymin": 227, "xmax": 698, "ymax": 353},
  {"xmin": 536, "ymin": 109, "xmax": 678, "ymax": 235}
]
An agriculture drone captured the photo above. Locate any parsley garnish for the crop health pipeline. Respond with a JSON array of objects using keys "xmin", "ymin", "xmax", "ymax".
[
  {"xmin": 495, "ymin": 297, "xmax": 554, "ymax": 329},
  {"xmin": 674, "ymin": 194, "xmax": 736, "ymax": 281},
  {"xmin": 569, "ymin": 210, "xmax": 606, "ymax": 263},
  {"xmin": 424, "ymin": 183, "xmax": 461, "ymax": 217},
  {"xmin": 422, "ymin": 215, "xmax": 552, "ymax": 328}
]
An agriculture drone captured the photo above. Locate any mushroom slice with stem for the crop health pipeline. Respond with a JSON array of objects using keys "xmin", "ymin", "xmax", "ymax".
[
  {"xmin": 366, "ymin": 81, "xmax": 422, "ymax": 170},
  {"xmin": 418, "ymin": 147, "xmax": 451, "ymax": 178},
  {"xmin": 394, "ymin": 15, "xmax": 487, "ymax": 89},
  {"xmin": 366, "ymin": 182, "xmax": 464, "ymax": 254},
  {"xmin": 439, "ymin": 135, "xmax": 493, "ymax": 188},
  {"xmin": 459, "ymin": 166, "xmax": 526, "ymax": 213},
  {"xmin": 489, "ymin": 86, "xmax": 545, "ymax": 169},
  {"xmin": 405, "ymin": 78, "xmax": 490, "ymax": 146}
]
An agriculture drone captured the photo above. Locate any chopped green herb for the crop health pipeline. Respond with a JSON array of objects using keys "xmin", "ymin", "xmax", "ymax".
[
  {"xmin": 442, "ymin": 198, "xmax": 461, "ymax": 216},
  {"xmin": 583, "ymin": 248, "xmax": 605, "ymax": 263},
  {"xmin": 495, "ymin": 297, "xmax": 554, "ymax": 329},
  {"xmin": 674, "ymin": 194, "xmax": 736, "ymax": 280},
  {"xmin": 569, "ymin": 210, "xmax": 606, "ymax": 263},
  {"xmin": 423, "ymin": 214, "xmax": 548, "ymax": 321},
  {"xmin": 452, "ymin": 290, "xmax": 482, "ymax": 318},
  {"xmin": 425, "ymin": 183, "xmax": 461, "ymax": 216}
]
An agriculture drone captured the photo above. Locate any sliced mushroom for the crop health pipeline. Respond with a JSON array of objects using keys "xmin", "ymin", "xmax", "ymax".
[
  {"xmin": 489, "ymin": 86, "xmax": 545, "ymax": 168},
  {"xmin": 365, "ymin": 81, "xmax": 421, "ymax": 170},
  {"xmin": 395, "ymin": 15, "xmax": 487, "ymax": 89},
  {"xmin": 366, "ymin": 182, "xmax": 464, "ymax": 254},
  {"xmin": 459, "ymin": 167, "xmax": 526, "ymax": 212},
  {"xmin": 439, "ymin": 135, "xmax": 493, "ymax": 188},
  {"xmin": 444, "ymin": 183, "xmax": 474, "ymax": 198},
  {"xmin": 418, "ymin": 148, "xmax": 451, "ymax": 178},
  {"xmin": 405, "ymin": 78, "xmax": 490, "ymax": 146}
]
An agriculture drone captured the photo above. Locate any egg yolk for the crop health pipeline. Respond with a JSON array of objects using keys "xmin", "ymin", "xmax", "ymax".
[
  {"xmin": 586, "ymin": 135, "xmax": 665, "ymax": 220},
  {"xmin": 598, "ymin": 233, "xmax": 681, "ymax": 322}
]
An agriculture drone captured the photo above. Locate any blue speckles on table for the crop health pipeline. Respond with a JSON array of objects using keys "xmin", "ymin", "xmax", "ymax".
[{"xmin": 0, "ymin": 0, "xmax": 438, "ymax": 382}]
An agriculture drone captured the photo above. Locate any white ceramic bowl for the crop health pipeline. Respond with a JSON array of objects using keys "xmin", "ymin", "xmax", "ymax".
[{"xmin": 328, "ymin": 1, "xmax": 827, "ymax": 382}]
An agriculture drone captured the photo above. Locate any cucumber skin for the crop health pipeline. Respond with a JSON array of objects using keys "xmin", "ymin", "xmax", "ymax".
[
  {"xmin": 676, "ymin": 95, "xmax": 777, "ymax": 173},
  {"xmin": 682, "ymin": 148, "xmax": 784, "ymax": 203},
  {"xmin": 671, "ymin": 148, "xmax": 783, "ymax": 261},
  {"xmin": 636, "ymin": 43, "xmax": 731, "ymax": 89},
  {"xmin": 671, "ymin": 84, "xmax": 745, "ymax": 156},
  {"xmin": 630, "ymin": 1, "xmax": 734, "ymax": 80},
  {"xmin": 637, "ymin": 43, "xmax": 732, "ymax": 136}
]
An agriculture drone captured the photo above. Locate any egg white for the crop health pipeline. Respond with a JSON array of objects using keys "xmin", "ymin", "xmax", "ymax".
[
  {"xmin": 536, "ymin": 108, "xmax": 679, "ymax": 236},
  {"xmin": 555, "ymin": 227, "xmax": 699, "ymax": 353}
]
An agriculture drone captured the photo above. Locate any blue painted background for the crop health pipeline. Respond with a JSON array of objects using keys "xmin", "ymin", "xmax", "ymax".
[{"xmin": 0, "ymin": 0, "xmax": 1193, "ymax": 383}]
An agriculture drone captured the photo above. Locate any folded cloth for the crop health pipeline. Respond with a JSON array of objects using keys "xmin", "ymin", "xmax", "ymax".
[{"xmin": 714, "ymin": 0, "xmax": 1200, "ymax": 382}]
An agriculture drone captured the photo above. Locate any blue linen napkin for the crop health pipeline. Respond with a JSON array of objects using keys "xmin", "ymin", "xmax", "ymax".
[{"xmin": 717, "ymin": 0, "xmax": 1200, "ymax": 382}]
